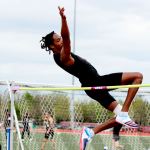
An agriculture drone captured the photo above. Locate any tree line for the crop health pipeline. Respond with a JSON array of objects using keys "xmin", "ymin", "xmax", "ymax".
[{"xmin": 0, "ymin": 92, "xmax": 149, "ymax": 126}]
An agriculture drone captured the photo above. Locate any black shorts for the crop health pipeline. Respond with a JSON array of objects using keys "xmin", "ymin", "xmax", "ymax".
[
  {"xmin": 81, "ymin": 73, "xmax": 123, "ymax": 108},
  {"xmin": 45, "ymin": 129, "xmax": 54, "ymax": 139}
]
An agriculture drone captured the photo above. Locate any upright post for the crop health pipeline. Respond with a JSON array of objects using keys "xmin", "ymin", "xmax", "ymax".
[
  {"xmin": 7, "ymin": 81, "xmax": 14, "ymax": 150},
  {"xmin": 70, "ymin": 0, "xmax": 77, "ymax": 129},
  {"xmin": 6, "ymin": 128, "xmax": 11, "ymax": 150}
]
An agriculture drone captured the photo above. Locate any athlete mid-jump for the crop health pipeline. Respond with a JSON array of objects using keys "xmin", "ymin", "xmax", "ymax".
[{"xmin": 40, "ymin": 6, "xmax": 143, "ymax": 150}]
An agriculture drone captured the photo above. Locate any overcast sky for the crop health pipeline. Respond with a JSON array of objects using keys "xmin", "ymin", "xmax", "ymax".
[{"xmin": 0, "ymin": 0, "xmax": 150, "ymax": 87}]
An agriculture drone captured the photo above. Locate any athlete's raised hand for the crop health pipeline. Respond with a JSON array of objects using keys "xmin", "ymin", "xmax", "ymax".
[{"xmin": 58, "ymin": 6, "xmax": 66, "ymax": 18}]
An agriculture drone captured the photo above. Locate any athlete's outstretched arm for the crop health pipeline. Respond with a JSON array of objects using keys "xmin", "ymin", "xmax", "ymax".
[
  {"xmin": 58, "ymin": 6, "xmax": 71, "ymax": 59},
  {"xmin": 58, "ymin": 7, "xmax": 70, "ymax": 39}
]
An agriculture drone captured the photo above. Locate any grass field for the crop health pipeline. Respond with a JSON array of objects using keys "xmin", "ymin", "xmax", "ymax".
[{"xmin": 0, "ymin": 130, "xmax": 150, "ymax": 150}]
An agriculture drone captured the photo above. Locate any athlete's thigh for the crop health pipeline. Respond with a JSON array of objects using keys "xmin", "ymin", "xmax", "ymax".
[
  {"xmin": 100, "ymin": 72, "xmax": 123, "ymax": 86},
  {"xmin": 121, "ymin": 72, "xmax": 143, "ymax": 85}
]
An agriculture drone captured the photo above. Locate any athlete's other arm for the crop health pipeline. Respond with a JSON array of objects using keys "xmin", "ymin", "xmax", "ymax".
[
  {"xmin": 58, "ymin": 6, "xmax": 74, "ymax": 65},
  {"xmin": 49, "ymin": 116, "xmax": 55, "ymax": 128}
]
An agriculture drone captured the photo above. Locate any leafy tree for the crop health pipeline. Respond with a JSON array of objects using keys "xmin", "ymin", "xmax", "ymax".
[
  {"xmin": 53, "ymin": 94, "xmax": 70, "ymax": 123},
  {"xmin": 132, "ymin": 97, "xmax": 150, "ymax": 126},
  {"xmin": 13, "ymin": 92, "xmax": 150, "ymax": 126}
]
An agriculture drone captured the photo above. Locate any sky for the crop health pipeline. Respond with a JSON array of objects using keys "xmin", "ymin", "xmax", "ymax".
[{"xmin": 0, "ymin": 0, "xmax": 150, "ymax": 87}]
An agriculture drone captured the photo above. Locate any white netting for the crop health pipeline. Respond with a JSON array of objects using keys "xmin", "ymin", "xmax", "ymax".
[
  {"xmin": 0, "ymin": 84, "xmax": 11, "ymax": 149},
  {"xmin": 0, "ymin": 82, "xmax": 150, "ymax": 150}
]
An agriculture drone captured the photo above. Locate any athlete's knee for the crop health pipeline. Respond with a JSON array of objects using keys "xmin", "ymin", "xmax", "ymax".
[{"xmin": 136, "ymin": 72, "xmax": 143, "ymax": 83}]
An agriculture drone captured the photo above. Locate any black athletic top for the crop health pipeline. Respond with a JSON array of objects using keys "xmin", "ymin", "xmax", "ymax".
[
  {"xmin": 53, "ymin": 53, "xmax": 100, "ymax": 84},
  {"xmin": 23, "ymin": 116, "xmax": 30, "ymax": 127}
]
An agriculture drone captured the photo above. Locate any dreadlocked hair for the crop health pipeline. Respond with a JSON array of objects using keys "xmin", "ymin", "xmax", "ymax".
[{"xmin": 40, "ymin": 31, "xmax": 55, "ymax": 54}]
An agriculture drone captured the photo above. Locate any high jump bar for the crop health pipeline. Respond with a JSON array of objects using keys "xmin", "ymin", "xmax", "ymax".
[{"xmin": 12, "ymin": 84, "xmax": 150, "ymax": 91}]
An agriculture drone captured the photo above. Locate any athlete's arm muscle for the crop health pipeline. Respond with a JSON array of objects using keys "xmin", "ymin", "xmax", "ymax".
[{"xmin": 58, "ymin": 6, "xmax": 74, "ymax": 66}]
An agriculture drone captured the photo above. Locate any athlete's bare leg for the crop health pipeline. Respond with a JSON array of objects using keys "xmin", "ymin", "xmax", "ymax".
[
  {"xmin": 80, "ymin": 72, "xmax": 143, "ymax": 150},
  {"xmin": 121, "ymin": 72, "xmax": 143, "ymax": 111},
  {"xmin": 41, "ymin": 139, "xmax": 48, "ymax": 150},
  {"xmin": 114, "ymin": 72, "xmax": 143, "ymax": 128},
  {"xmin": 93, "ymin": 117, "xmax": 118, "ymax": 134}
]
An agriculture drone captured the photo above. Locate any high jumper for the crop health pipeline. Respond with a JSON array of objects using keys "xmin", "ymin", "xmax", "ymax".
[{"xmin": 40, "ymin": 6, "xmax": 143, "ymax": 150}]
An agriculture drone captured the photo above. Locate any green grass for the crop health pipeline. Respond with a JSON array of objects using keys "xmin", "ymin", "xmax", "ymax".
[{"xmin": 0, "ymin": 131, "xmax": 150, "ymax": 150}]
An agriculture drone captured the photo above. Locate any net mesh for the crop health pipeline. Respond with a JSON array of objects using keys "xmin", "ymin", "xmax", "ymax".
[
  {"xmin": 0, "ymin": 82, "xmax": 150, "ymax": 150},
  {"xmin": 0, "ymin": 85, "xmax": 11, "ymax": 149}
]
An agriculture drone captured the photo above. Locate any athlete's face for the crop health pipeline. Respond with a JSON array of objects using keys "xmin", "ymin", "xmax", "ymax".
[
  {"xmin": 45, "ymin": 113, "xmax": 49, "ymax": 117},
  {"xmin": 52, "ymin": 33, "xmax": 63, "ymax": 51},
  {"xmin": 44, "ymin": 113, "xmax": 49, "ymax": 120}
]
